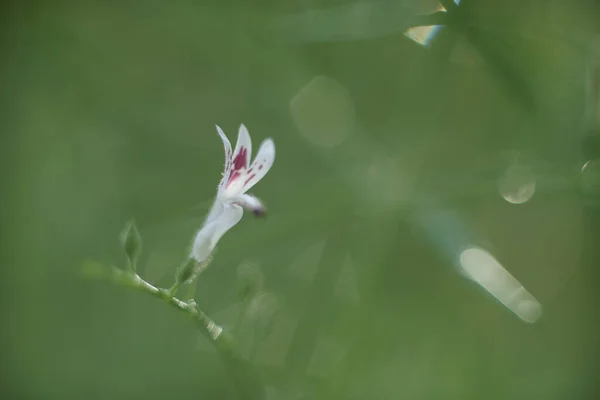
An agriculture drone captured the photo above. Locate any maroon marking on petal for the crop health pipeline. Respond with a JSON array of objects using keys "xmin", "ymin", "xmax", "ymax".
[
  {"xmin": 243, "ymin": 174, "xmax": 256, "ymax": 187},
  {"xmin": 232, "ymin": 147, "xmax": 248, "ymax": 170},
  {"xmin": 226, "ymin": 171, "xmax": 241, "ymax": 187},
  {"xmin": 247, "ymin": 168, "xmax": 253, "ymax": 173},
  {"xmin": 258, "ymin": 164, "xmax": 263, "ymax": 171}
]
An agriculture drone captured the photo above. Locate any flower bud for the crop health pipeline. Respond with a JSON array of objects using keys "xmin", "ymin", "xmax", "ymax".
[{"xmin": 120, "ymin": 220, "xmax": 142, "ymax": 271}]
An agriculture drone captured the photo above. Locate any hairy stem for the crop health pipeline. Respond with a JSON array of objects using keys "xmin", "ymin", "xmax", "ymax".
[
  {"xmin": 133, "ymin": 273, "xmax": 224, "ymax": 340},
  {"xmin": 167, "ymin": 281, "xmax": 182, "ymax": 300},
  {"xmin": 84, "ymin": 263, "xmax": 265, "ymax": 399}
]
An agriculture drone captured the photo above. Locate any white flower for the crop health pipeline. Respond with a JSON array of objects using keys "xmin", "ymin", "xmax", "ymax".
[{"xmin": 191, "ymin": 124, "xmax": 275, "ymax": 263}]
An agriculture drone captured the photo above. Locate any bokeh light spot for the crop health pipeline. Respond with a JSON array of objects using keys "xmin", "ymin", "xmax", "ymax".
[
  {"xmin": 290, "ymin": 76, "xmax": 355, "ymax": 148},
  {"xmin": 497, "ymin": 163, "xmax": 536, "ymax": 204},
  {"xmin": 459, "ymin": 247, "xmax": 542, "ymax": 323}
]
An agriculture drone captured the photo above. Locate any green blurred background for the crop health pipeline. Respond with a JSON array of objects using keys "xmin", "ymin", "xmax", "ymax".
[{"xmin": 2, "ymin": 0, "xmax": 600, "ymax": 399}]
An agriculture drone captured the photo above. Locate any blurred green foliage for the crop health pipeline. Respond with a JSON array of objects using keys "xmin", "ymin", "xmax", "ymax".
[{"xmin": 2, "ymin": 1, "xmax": 600, "ymax": 399}]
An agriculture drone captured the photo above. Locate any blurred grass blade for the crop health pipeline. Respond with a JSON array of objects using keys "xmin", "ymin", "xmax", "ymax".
[
  {"xmin": 463, "ymin": 26, "xmax": 536, "ymax": 111},
  {"xmin": 269, "ymin": 0, "xmax": 423, "ymax": 43}
]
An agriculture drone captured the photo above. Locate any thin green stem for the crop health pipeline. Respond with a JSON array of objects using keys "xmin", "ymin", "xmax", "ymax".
[
  {"xmin": 102, "ymin": 267, "xmax": 223, "ymax": 341},
  {"xmin": 127, "ymin": 259, "xmax": 137, "ymax": 274},
  {"xmin": 84, "ymin": 263, "xmax": 266, "ymax": 399},
  {"xmin": 167, "ymin": 281, "xmax": 182, "ymax": 299}
]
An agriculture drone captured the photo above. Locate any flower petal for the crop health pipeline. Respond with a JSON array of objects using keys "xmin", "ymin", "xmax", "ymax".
[
  {"xmin": 216, "ymin": 125, "xmax": 233, "ymax": 191},
  {"xmin": 207, "ymin": 203, "xmax": 243, "ymax": 248},
  {"xmin": 224, "ymin": 138, "xmax": 275, "ymax": 197},
  {"xmin": 222, "ymin": 124, "xmax": 256, "ymax": 197},
  {"xmin": 233, "ymin": 124, "xmax": 252, "ymax": 170},
  {"xmin": 204, "ymin": 199, "xmax": 224, "ymax": 226},
  {"xmin": 191, "ymin": 203, "xmax": 243, "ymax": 262}
]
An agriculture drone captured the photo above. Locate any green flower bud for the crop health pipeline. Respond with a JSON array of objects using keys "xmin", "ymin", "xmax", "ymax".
[{"xmin": 120, "ymin": 220, "xmax": 142, "ymax": 272}]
